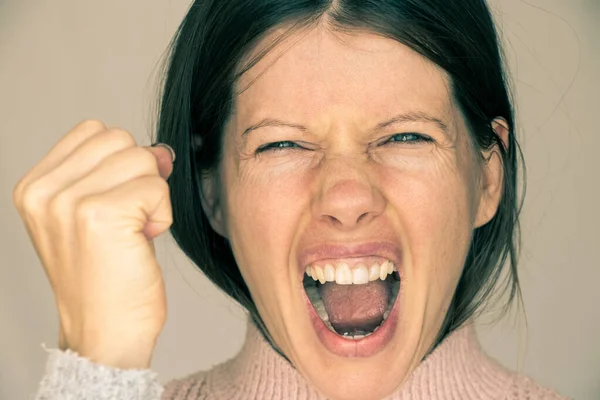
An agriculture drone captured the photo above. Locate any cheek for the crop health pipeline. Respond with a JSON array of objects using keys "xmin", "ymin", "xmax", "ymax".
[
  {"xmin": 223, "ymin": 155, "xmax": 315, "ymax": 283},
  {"xmin": 378, "ymin": 150, "xmax": 475, "ymax": 282}
]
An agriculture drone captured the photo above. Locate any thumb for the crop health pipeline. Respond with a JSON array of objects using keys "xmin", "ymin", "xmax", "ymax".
[{"xmin": 147, "ymin": 143, "xmax": 176, "ymax": 180}]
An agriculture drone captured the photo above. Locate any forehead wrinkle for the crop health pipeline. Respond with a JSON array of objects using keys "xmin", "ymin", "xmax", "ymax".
[{"xmin": 232, "ymin": 23, "xmax": 463, "ymax": 147}]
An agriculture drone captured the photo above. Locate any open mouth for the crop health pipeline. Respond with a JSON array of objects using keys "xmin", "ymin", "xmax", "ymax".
[{"xmin": 302, "ymin": 260, "xmax": 401, "ymax": 340}]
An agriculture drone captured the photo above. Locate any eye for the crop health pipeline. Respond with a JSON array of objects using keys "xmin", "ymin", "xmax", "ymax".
[
  {"xmin": 384, "ymin": 133, "xmax": 432, "ymax": 145},
  {"xmin": 256, "ymin": 141, "xmax": 305, "ymax": 153}
]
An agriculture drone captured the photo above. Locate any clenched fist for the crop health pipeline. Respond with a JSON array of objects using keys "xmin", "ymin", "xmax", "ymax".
[{"xmin": 12, "ymin": 120, "xmax": 175, "ymax": 369}]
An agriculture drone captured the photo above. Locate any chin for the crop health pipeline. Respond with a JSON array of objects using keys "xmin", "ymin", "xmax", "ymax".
[
  {"xmin": 300, "ymin": 293, "xmax": 422, "ymax": 399},
  {"xmin": 279, "ymin": 246, "xmax": 430, "ymax": 400},
  {"xmin": 288, "ymin": 301, "xmax": 420, "ymax": 400}
]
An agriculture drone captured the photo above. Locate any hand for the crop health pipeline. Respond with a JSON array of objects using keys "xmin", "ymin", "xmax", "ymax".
[{"xmin": 12, "ymin": 120, "xmax": 175, "ymax": 369}]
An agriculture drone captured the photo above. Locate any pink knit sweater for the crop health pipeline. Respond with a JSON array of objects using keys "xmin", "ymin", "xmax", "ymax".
[
  {"xmin": 160, "ymin": 318, "xmax": 566, "ymax": 399},
  {"xmin": 36, "ymin": 317, "xmax": 568, "ymax": 399}
]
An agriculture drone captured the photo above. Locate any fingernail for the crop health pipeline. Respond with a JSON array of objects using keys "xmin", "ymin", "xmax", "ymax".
[{"xmin": 152, "ymin": 142, "xmax": 176, "ymax": 162}]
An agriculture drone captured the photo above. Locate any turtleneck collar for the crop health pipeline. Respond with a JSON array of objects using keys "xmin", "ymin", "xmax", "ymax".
[{"xmin": 216, "ymin": 317, "xmax": 513, "ymax": 399}]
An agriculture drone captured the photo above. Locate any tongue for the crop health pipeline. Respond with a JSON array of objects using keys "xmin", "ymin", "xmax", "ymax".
[{"xmin": 318, "ymin": 280, "xmax": 391, "ymax": 334}]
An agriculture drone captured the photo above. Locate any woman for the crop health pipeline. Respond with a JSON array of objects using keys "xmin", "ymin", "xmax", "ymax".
[{"xmin": 13, "ymin": 0, "xmax": 568, "ymax": 399}]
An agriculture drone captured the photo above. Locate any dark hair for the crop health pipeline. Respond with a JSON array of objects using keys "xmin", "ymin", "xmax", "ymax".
[{"xmin": 155, "ymin": 0, "xmax": 524, "ymax": 358}]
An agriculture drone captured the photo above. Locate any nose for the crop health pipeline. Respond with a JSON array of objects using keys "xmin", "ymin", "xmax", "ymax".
[{"xmin": 312, "ymin": 159, "xmax": 385, "ymax": 230}]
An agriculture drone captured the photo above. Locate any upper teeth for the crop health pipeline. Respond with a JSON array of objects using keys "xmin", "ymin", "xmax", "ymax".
[{"xmin": 305, "ymin": 260, "xmax": 396, "ymax": 285}]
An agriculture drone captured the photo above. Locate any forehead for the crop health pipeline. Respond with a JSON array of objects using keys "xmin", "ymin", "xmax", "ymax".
[{"xmin": 233, "ymin": 25, "xmax": 456, "ymax": 131}]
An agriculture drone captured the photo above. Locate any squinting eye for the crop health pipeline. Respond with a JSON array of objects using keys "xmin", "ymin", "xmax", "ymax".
[
  {"xmin": 385, "ymin": 133, "xmax": 431, "ymax": 145},
  {"xmin": 256, "ymin": 141, "xmax": 304, "ymax": 153}
]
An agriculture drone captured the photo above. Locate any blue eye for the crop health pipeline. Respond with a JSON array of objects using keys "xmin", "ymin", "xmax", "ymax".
[
  {"xmin": 256, "ymin": 141, "xmax": 303, "ymax": 153},
  {"xmin": 386, "ymin": 133, "xmax": 431, "ymax": 144},
  {"xmin": 257, "ymin": 134, "xmax": 430, "ymax": 154}
]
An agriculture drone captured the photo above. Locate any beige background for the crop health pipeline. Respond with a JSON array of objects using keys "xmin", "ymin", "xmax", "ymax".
[{"xmin": 1, "ymin": 0, "xmax": 598, "ymax": 399}]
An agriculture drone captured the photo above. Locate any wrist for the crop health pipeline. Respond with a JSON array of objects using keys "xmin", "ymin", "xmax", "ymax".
[{"xmin": 77, "ymin": 331, "xmax": 159, "ymax": 369}]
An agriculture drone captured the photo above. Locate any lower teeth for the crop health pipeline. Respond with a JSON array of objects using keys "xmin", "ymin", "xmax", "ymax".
[
  {"xmin": 304, "ymin": 278, "xmax": 400, "ymax": 340},
  {"xmin": 341, "ymin": 327, "xmax": 379, "ymax": 340}
]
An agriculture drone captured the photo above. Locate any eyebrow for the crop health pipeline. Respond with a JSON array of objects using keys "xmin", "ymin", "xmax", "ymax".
[
  {"xmin": 241, "ymin": 111, "xmax": 449, "ymax": 137},
  {"xmin": 375, "ymin": 111, "xmax": 449, "ymax": 134},
  {"xmin": 242, "ymin": 118, "xmax": 307, "ymax": 137}
]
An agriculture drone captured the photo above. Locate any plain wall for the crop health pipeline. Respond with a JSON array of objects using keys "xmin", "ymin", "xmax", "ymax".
[{"xmin": 1, "ymin": 0, "xmax": 598, "ymax": 398}]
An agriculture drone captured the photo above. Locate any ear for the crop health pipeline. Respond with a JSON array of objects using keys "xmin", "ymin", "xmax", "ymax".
[
  {"xmin": 475, "ymin": 117, "xmax": 509, "ymax": 228},
  {"xmin": 199, "ymin": 173, "xmax": 228, "ymax": 238}
]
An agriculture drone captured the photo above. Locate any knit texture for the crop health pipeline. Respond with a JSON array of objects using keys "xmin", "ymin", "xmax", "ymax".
[
  {"xmin": 35, "ymin": 318, "xmax": 569, "ymax": 400},
  {"xmin": 35, "ymin": 345, "xmax": 164, "ymax": 400},
  {"xmin": 162, "ymin": 318, "xmax": 568, "ymax": 400}
]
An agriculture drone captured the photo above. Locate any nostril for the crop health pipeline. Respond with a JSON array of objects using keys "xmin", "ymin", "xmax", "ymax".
[
  {"xmin": 323, "ymin": 210, "xmax": 374, "ymax": 228},
  {"xmin": 325, "ymin": 214, "xmax": 342, "ymax": 226},
  {"xmin": 357, "ymin": 212, "xmax": 370, "ymax": 224}
]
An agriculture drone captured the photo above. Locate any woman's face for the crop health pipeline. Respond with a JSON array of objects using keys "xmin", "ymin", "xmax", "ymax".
[{"xmin": 202, "ymin": 25, "xmax": 502, "ymax": 400}]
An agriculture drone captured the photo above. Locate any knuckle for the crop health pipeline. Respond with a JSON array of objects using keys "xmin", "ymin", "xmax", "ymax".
[
  {"xmin": 143, "ymin": 175, "xmax": 171, "ymax": 203},
  {"xmin": 148, "ymin": 174, "xmax": 169, "ymax": 191},
  {"xmin": 19, "ymin": 181, "xmax": 51, "ymax": 216},
  {"xmin": 132, "ymin": 147, "xmax": 160, "ymax": 174},
  {"xmin": 12, "ymin": 178, "xmax": 26, "ymax": 208},
  {"xmin": 158, "ymin": 176, "xmax": 171, "ymax": 194},
  {"xmin": 77, "ymin": 119, "xmax": 107, "ymax": 132},
  {"xmin": 48, "ymin": 190, "xmax": 76, "ymax": 218},
  {"xmin": 104, "ymin": 128, "xmax": 137, "ymax": 149}
]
